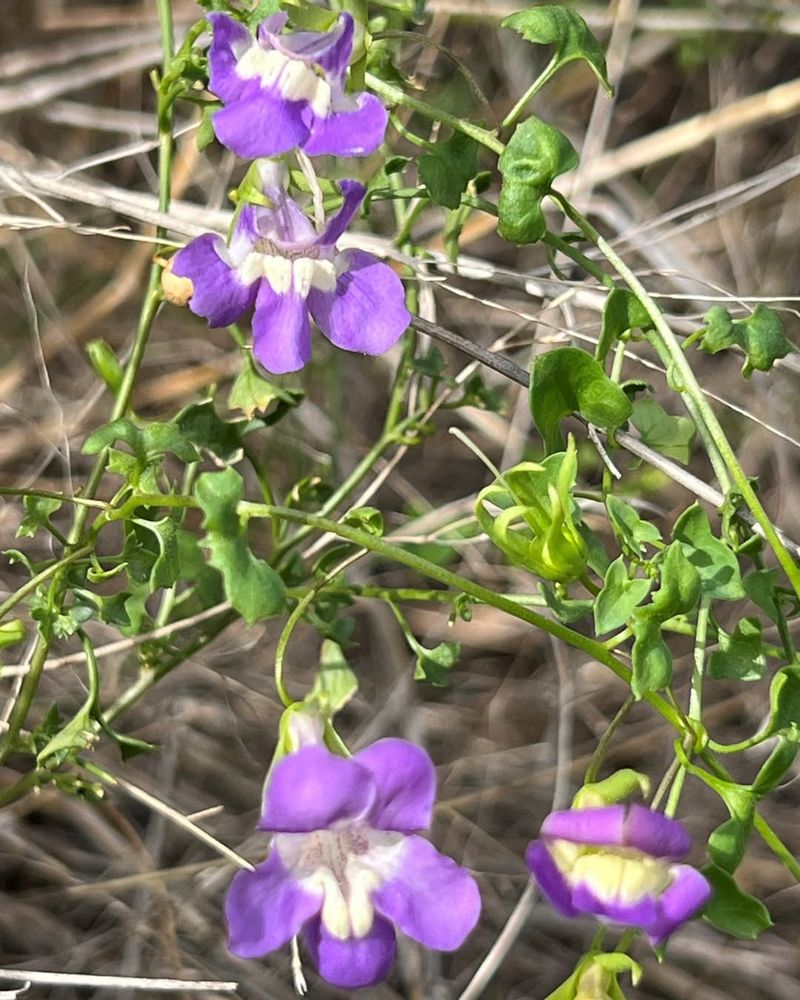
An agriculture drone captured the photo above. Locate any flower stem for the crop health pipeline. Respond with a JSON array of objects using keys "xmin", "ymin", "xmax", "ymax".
[{"xmin": 366, "ymin": 73, "xmax": 505, "ymax": 155}]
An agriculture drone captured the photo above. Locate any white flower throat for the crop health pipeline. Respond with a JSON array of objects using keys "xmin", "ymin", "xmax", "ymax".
[
  {"xmin": 236, "ymin": 44, "xmax": 332, "ymax": 118},
  {"xmin": 550, "ymin": 839, "xmax": 673, "ymax": 905},
  {"xmin": 275, "ymin": 825, "xmax": 405, "ymax": 941},
  {"xmin": 239, "ymin": 239, "xmax": 338, "ymax": 297}
]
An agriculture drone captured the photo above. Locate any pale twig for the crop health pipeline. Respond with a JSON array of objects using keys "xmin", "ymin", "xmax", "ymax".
[
  {"xmin": 0, "ymin": 970, "xmax": 237, "ymax": 993},
  {"xmin": 1, "ymin": 601, "xmax": 231, "ymax": 677},
  {"xmin": 0, "ymin": 44, "xmax": 164, "ymax": 114},
  {"xmin": 0, "ymin": 27, "xmax": 163, "ymax": 80},
  {"xmin": 101, "ymin": 771, "xmax": 254, "ymax": 872}
]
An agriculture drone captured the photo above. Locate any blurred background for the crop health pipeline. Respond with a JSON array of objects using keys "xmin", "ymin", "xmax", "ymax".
[{"xmin": 1, "ymin": 1, "xmax": 800, "ymax": 997}]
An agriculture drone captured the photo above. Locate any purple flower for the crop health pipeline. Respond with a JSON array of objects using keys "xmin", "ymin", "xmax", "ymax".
[
  {"xmin": 171, "ymin": 169, "xmax": 410, "ymax": 374},
  {"xmin": 207, "ymin": 11, "xmax": 387, "ymax": 159},
  {"xmin": 526, "ymin": 804, "xmax": 711, "ymax": 945},
  {"xmin": 226, "ymin": 739, "xmax": 481, "ymax": 989}
]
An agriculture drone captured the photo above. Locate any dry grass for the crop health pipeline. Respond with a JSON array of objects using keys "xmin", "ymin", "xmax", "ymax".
[{"xmin": 1, "ymin": 2, "xmax": 800, "ymax": 998}]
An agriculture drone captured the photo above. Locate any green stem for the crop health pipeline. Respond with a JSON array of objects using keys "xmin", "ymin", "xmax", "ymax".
[
  {"xmin": 501, "ymin": 57, "xmax": 558, "ymax": 129},
  {"xmin": 555, "ymin": 194, "xmax": 800, "ymax": 599},
  {"xmin": 0, "ymin": 545, "xmax": 92, "ymax": 621},
  {"xmin": 366, "ymin": 73, "xmax": 505, "ymax": 155},
  {"xmin": 241, "ymin": 503, "xmax": 685, "ymax": 733},
  {"xmin": 583, "ymin": 694, "xmax": 635, "ymax": 784},
  {"xmin": 689, "ymin": 596, "xmax": 711, "ymax": 721}
]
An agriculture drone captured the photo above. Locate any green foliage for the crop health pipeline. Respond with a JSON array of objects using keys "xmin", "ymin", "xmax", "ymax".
[
  {"xmin": 630, "ymin": 543, "xmax": 700, "ymax": 696},
  {"xmin": 17, "ymin": 495, "xmax": 62, "ymax": 539},
  {"xmin": 593, "ymin": 556, "xmax": 651, "ymax": 635},
  {"xmin": 698, "ymin": 304, "xmax": 794, "ymax": 378},
  {"xmin": 413, "ymin": 639, "xmax": 460, "ymax": 686},
  {"xmin": 597, "ymin": 289, "xmax": 652, "ymax": 365},
  {"xmin": 419, "ymin": 131, "xmax": 478, "ymax": 209},
  {"xmin": 228, "ymin": 355, "xmax": 305, "ymax": 421},
  {"xmin": 530, "ymin": 347, "xmax": 633, "ymax": 453},
  {"xmin": 195, "ymin": 469, "xmax": 285, "ymax": 625},
  {"xmin": 545, "ymin": 952, "xmax": 640, "ymax": 1000},
  {"xmin": 306, "ymin": 640, "xmax": 359, "ymax": 718},
  {"xmin": 502, "ymin": 6, "xmax": 611, "ymax": 93},
  {"xmin": 630, "ymin": 398, "xmax": 695, "ymax": 465},
  {"xmin": 573, "ymin": 768, "xmax": 650, "ymax": 808},
  {"xmin": 673, "ymin": 504, "xmax": 743, "ymax": 600},
  {"xmin": 702, "ymin": 863, "xmax": 772, "ymax": 939},
  {"xmin": 751, "ymin": 735, "xmax": 799, "ymax": 797},
  {"xmin": 766, "ymin": 663, "xmax": 800, "ymax": 738},
  {"xmin": 541, "ymin": 583, "xmax": 593, "ymax": 624},
  {"xmin": 709, "ymin": 618, "xmax": 765, "ymax": 681},
  {"xmin": 605, "ymin": 495, "xmax": 662, "ymax": 561},
  {"xmin": 476, "ymin": 437, "xmax": 588, "ymax": 583},
  {"xmin": 497, "ymin": 117, "xmax": 578, "ymax": 244}
]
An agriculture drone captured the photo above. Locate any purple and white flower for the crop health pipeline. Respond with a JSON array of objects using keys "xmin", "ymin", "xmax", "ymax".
[
  {"xmin": 226, "ymin": 739, "xmax": 481, "ymax": 989},
  {"xmin": 171, "ymin": 169, "xmax": 410, "ymax": 374},
  {"xmin": 526, "ymin": 804, "xmax": 711, "ymax": 945},
  {"xmin": 207, "ymin": 11, "xmax": 387, "ymax": 159}
]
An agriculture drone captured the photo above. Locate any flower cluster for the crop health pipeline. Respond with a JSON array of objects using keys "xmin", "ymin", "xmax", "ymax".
[
  {"xmin": 168, "ymin": 11, "xmax": 407, "ymax": 374},
  {"xmin": 226, "ymin": 739, "xmax": 480, "ymax": 988},
  {"xmin": 171, "ymin": 164, "xmax": 409, "ymax": 373},
  {"xmin": 526, "ymin": 804, "xmax": 711, "ymax": 945}
]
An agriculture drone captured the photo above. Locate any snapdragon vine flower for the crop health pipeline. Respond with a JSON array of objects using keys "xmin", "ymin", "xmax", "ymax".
[
  {"xmin": 207, "ymin": 11, "xmax": 387, "ymax": 159},
  {"xmin": 526, "ymin": 805, "xmax": 711, "ymax": 945},
  {"xmin": 170, "ymin": 169, "xmax": 410, "ymax": 374},
  {"xmin": 226, "ymin": 739, "xmax": 481, "ymax": 989}
]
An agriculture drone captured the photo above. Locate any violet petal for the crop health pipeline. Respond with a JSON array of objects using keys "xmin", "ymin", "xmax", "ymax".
[
  {"xmin": 259, "ymin": 745, "xmax": 375, "ymax": 832},
  {"xmin": 541, "ymin": 806, "xmax": 691, "ymax": 859},
  {"xmin": 251, "ymin": 283, "xmax": 313, "ymax": 375},
  {"xmin": 373, "ymin": 835, "xmax": 481, "ymax": 951},
  {"xmin": 302, "ymin": 93, "xmax": 388, "ymax": 158},
  {"xmin": 207, "ymin": 13, "xmax": 253, "ymax": 104},
  {"xmin": 308, "ymin": 249, "xmax": 409, "ymax": 356},
  {"xmin": 171, "ymin": 234, "xmax": 255, "ymax": 327},
  {"xmin": 525, "ymin": 840, "xmax": 579, "ymax": 917},
  {"xmin": 319, "ymin": 180, "xmax": 366, "ymax": 246},
  {"xmin": 225, "ymin": 852, "xmax": 321, "ymax": 958},
  {"xmin": 646, "ymin": 864, "xmax": 712, "ymax": 945},
  {"xmin": 304, "ymin": 914, "xmax": 397, "ymax": 989},
  {"xmin": 212, "ymin": 83, "xmax": 310, "ymax": 159},
  {"xmin": 354, "ymin": 738, "xmax": 436, "ymax": 832}
]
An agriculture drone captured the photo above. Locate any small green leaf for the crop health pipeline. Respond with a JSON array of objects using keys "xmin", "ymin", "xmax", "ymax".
[
  {"xmin": 530, "ymin": 347, "xmax": 633, "ymax": 453},
  {"xmin": 767, "ymin": 663, "xmax": 800, "ymax": 737},
  {"xmin": 743, "ymin": 569, "xmax": 781, "ymax": 624},
  {"xmin": 630, "ymin": 617, "xmax": 672, "ymax": 696},
  {"xmin": 17, "ymin": 495, "xmax": 62, "ymax": 539},
  {"xmin": 195, "ymin": 469, "xmax": 285, "ymax": 625},
  {"xmin": 702, "ymin": 863, "xmax": 771, "ymax": 938},
  {"xmin": 83, "ymin": 418, "xmax": 144, "ymax": 457},
  {"xmin": 673, "ymin": 504, "xmax": 743, "ymax": 600},
  {"xmin": 413, "ymin": 640, "xmax": 460, "ymax": 686},
  {"xmin": 541, "ymin": 584, "xmax": 593, "ymax": 624},
  {"xmin": 498, "ymin": 117, "xmax": 578, "ymax": 244},
  {"xmin": 709, "ymin": 618, "xmax": 765, "ymax": 681},
  {"xmin": 176, "ymin": 399, "xmax": 250, "ymax": 463},
  {"xmin": 605, "ymin": 495, "xmax": 662, "ymax": 560},
  {"xmin": 630, "ymin": 398, "xmax": 695, "ymax": 465},
  {"xmin": 630, "ymin": 543, "xmax": 700, "ymax": 696},
  {"xmin": 228, "ymin": 355, "xmax": 305, "ymax": 420},
  {"xmin": 751, "ymin": 734, "xmax": 799, "ymax": 797},
  {"xmin": 306, "ymin": 640, "xmax": 359, "ymax": 718},
  {"xmin": 708, "ymin": 785, "xmax": 754, "ymax": 873},
  {"xmin": 419, "ymin": 131, "xmax": 479, "ymax": 209},
  {"xmin": 132, "ymin": 513, "xmax": 181, "ymax": 590},
  {"xmin": 699, "ymin": 304, "xmax": 794, "ymax": 378},
  {"xmin": 196, "ymin": 101, "xmax": 219, "ymax": 151},
  {"xmin": 37, "ymin": 706, "xmax": 96, "ymax": 764},
  {"xmin": 503, "ymin": 6, "xmax": 611, "ymax": 93},
  {"xmin": 593, "ymin": 556, "xmax": 651, "ymax": 635},
  {"xmin": 343, "ymin": 507, "xmax": 383, "ymax": 537},
  {"xmin": 597, "ymin": 288, "xmax": 652, "ymax": 364}
]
